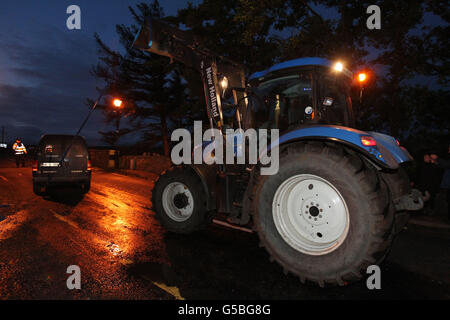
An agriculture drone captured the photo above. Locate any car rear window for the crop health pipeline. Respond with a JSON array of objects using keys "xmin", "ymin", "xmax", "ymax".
[{"xmin": 38, "ymin": 136, "xmax": 87, "ymax": 158}]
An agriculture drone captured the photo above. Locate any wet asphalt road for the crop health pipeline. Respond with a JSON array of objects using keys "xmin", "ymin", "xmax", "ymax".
[{"xmin": 0, "ymin": 165, "xmax": 449, "ymax": 300}]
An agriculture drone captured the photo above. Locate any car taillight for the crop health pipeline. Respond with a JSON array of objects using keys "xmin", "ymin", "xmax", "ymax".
[
  {"xmin": 361, "ymin": 136, "xmax": 377, "ymax": 147},
  {"xmin": 396, "ymin": 139, "xmax": 400, "ymax": 146},
  {"xmin": 87, "ymin": 160, "xmax": 92, "ymax": 171},
  {"xmin": 32, "ymin": 160, "xmax": 38, "ymax": 172}
]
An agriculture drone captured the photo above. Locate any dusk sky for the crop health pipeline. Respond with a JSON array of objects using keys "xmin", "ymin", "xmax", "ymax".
[{"xmin": 0, "ymin": 0, "xmax": 200, "ymax": 146}]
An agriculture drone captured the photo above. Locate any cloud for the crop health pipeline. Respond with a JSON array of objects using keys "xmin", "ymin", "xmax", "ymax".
[
  {"xmin": 0, "ymin": 0, "xmax": 202, "ymax": 147},
  {"xmin": 0, "ymin": 22, "xmax": 110, "ymax": 145}
]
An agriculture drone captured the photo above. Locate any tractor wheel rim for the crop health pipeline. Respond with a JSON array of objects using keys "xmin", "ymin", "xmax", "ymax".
[
  {"xmin": 162, "ymin": 182, "xmax": 194, "ymax": 222},
  {"xmin": 272, "ymin": 174, "xmax": 349, "ymax": 255}
]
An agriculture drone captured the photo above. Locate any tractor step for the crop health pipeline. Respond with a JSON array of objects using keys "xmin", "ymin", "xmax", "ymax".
[{"xmin": 212, "ymin": 218, "xmax": 253, "ymax": 233}]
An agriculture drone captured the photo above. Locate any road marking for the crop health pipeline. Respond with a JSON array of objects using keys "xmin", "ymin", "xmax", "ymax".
[
  {"xmin": 117, "ymin": 258, "xmax": 184, "ymax": 300},
  {"xmin": 0, "ymin": 175, "xmax": 8, "ymax": 181},
  {"xmin": 50, "ymin": 209, "xmax": 80, "ymax": 229},
  {"xmin": 152, "ymin": 281, "xmax": 185, "ymax": 300}
]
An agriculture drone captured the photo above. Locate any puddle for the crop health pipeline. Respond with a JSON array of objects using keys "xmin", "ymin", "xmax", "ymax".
[
  {"xmin": 91, "ymin": 190, "xmax": 107, "ymax": 197},
  {"xmin": 106, "ymin": 242, "xmax": 123, "ymax": 257}
]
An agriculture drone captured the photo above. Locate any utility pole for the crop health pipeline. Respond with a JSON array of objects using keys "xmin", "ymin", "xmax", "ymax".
[
  {"xmin": 115, "ymin": 115, "xmax": 121, "ymax": 169},
  {"xmin": 1, "ymin": 126, "xmax": 4, "ymax": 144}
]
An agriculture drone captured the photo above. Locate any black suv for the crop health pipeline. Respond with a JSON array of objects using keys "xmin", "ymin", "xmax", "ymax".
[{"xmin": 32, "ymin": 135, "xmax": 91, "ymax": 195}]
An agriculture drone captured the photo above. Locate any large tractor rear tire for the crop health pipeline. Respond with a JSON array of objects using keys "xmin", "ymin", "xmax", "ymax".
[
  {"xmin": 251, "ymin": 142, "xmax": 394, "ymax": 287},
  {"xmin": 152, "ymin": 166, "xmax": 211, "ymax": 234}
]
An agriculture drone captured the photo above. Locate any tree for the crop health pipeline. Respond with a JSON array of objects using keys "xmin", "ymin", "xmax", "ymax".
[
  {"xmin": 176, "ymin": 0, "xmax": 282, "ymax": 73},
  {"xmin": 239, "ymin": 0, "xmax": 449, "ymax": 145},
  {"xmin": 91, "ymin": 0, "xmax": 448, "ymax": 156},
  {"xmin": 351, "ymin": 0, "xmax": 449, "ymax": 142},
  {"xmin": 91, "ymin": 1, "xmax": 203, "ymax": 156}
]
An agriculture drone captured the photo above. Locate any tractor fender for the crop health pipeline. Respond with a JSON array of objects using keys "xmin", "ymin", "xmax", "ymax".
[
  {"xmin": 186, "ymin": 163, "xmax": 217, "ymax": 211},
  {"xmin": 272, "ymin": 125, "xmax": 413, "ymax": 170}
]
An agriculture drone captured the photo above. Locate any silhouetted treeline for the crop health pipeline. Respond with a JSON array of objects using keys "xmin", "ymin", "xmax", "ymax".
[{"xmin": 91, "ymin": 0, "xmax": 449, "ymax": 158}]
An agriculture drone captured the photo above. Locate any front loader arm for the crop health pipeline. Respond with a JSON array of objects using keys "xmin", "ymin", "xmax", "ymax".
[
  {"xmin": 133, "ymin": 17, "xmax": 246, "ymax": 130},
  {"xmin": 133, "ymin": 17, "xmax": 203, "ymax": 70}
]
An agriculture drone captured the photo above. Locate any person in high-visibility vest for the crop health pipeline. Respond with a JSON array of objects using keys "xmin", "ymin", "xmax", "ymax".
[{"xmin": 12, "ymin": 138, "xmax": 27, "ymax": 168}]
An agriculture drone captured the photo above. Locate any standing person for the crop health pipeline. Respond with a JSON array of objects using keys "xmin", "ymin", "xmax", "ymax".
[
  {"xmin": 431, "ymin": 146, "xmax": 450, "ymax": 220},
  {"xmin": 12, "ymin": 138, "xmax": 27, "ymax": 168},
  {"xmin": 417, "ymin": 152, "xmax": 443, "ymax": 215}
]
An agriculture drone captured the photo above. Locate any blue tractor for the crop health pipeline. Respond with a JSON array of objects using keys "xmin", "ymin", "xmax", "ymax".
[{"xmin": 134, "ymin": 18, "xmax": 423, "ymax": 286}]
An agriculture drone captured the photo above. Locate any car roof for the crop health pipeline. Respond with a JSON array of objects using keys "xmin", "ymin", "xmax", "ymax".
[{"xmin": 39, "ymin": 134, "xmax": 87, "ymax": 144}]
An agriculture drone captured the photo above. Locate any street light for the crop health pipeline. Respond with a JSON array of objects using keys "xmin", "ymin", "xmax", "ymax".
[
  {"xmin": 63, "ymin": 91, "xmax": 127, "ymax": 169},
  {"xmin": 112, "ymin": 98, "xmax": 124, "ymax": 170},
  {"xmin": 356, "ymin": 72, "xmax": 369, "ymax": 103},
  {"xmin": 333, "ymin": 62, "xmax": 344, "ymax": 72},
  {"xmin": 357, "ymin": 72, "xmax": 367, "ymax": 83},
  {"xmin": 113, "ymin": 98, "xmax": 123, "ymax": 108}
]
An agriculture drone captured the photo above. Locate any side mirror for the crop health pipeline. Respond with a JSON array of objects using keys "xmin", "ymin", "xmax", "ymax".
[{"xmin": 322, "ymin": 97, "xmax": 334, "ymax": 106}]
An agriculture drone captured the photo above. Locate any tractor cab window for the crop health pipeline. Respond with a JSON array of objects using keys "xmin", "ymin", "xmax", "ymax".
[
  {"xmin": 317, "ymin": 73, "xmax": 353, "ymax": 127},
  {"xmin": 246, "ymin": 68, "xmax": 355, "ymax": 131},
  {"xmin": 246, "ymin": 73, "xmax": 314, "ymax": 131}
]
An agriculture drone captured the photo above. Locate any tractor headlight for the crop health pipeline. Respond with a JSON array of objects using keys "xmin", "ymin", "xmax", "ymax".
[
  {"xmin": 220, "ymin": 76, "xmax": 228, "ymax": 89},
  {"xmin": 358, "ymin": 72, "xmax": 367, "ymax": 82},
  {"xmin": 220, "ymin": 76, "xmax": 228, "ymax": 91},
  {"xmin": 334, "ymin": 62, "xmax": 344, "ymax": 72}
]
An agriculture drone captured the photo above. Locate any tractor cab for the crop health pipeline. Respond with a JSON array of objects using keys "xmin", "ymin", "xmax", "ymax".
[{"xmin": 245, "ymin": 58, "xmax": 355, "ymax": 132}]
